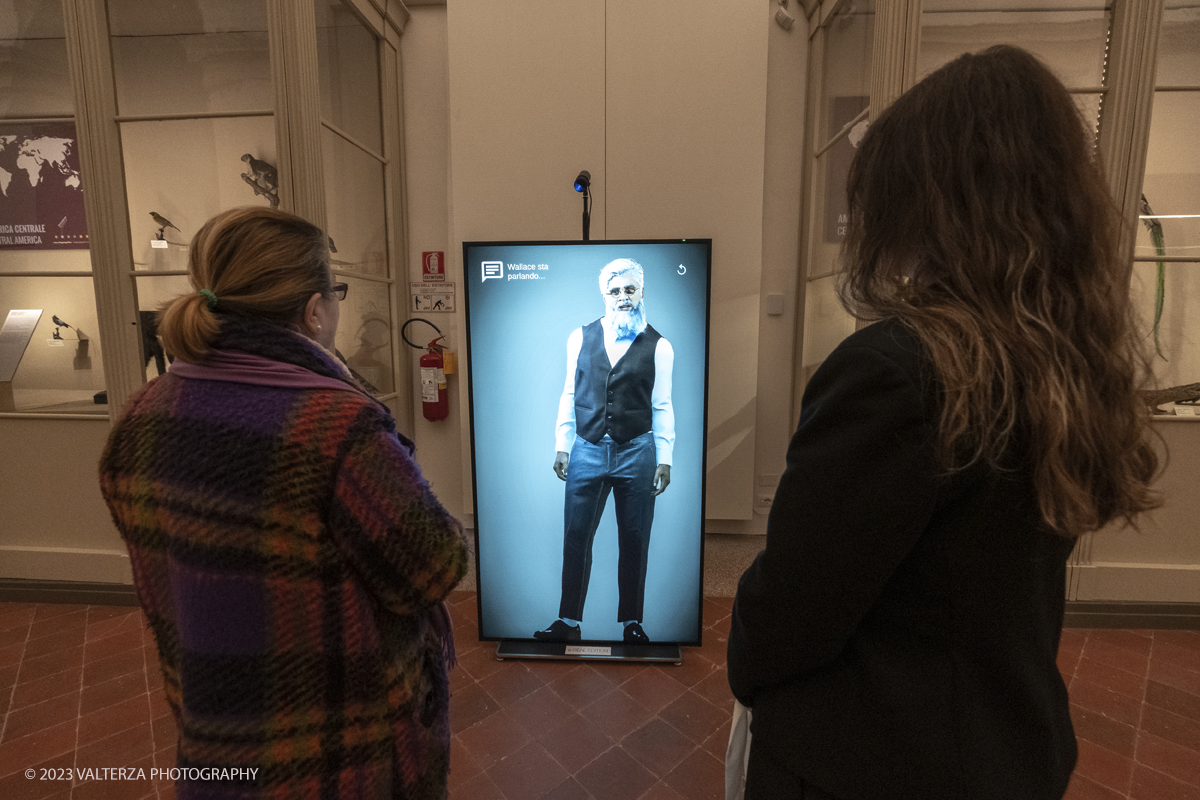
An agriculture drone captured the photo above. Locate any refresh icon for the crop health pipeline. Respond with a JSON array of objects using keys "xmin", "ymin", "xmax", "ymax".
[{"xmin": 677, "ymin": 264, "xmax": 687, "ymax": 275}]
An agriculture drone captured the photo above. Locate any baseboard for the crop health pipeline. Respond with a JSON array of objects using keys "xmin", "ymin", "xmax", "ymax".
[
  {"xmin": 0, "ymin": 545, "xmax": 132, "ymax": 584},
  {"xmin": 1064, "ymin": 600, "xmax": 1200, "ymax": 629},
  {"xmin": 4, "ymin": 584, "xmax": 1194, "ymax": 624},
  {"xmin": 0, "ymin": 578, "xmax": 139, "ymax": 607}
]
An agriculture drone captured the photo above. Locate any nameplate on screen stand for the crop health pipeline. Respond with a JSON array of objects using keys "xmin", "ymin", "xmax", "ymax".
[
  {"xmin": 494, "ymin": 640, "xmax": 683, "ymax": 663},
  {"xmin": 565, "ymin": 645, "xmax": 611, "ymax": 657}
]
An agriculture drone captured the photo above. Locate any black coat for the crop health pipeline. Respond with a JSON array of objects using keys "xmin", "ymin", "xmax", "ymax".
[{"xmin": 728, "ymin": 318, "xmax": 1076, "ymax": 800}]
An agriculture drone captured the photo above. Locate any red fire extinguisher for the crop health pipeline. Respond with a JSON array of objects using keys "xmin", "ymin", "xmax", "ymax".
[
  {"xmin": 403, "ymin": 318, "xmax": 450, "ymax": 421},
  {"xmin": 419, "ymin": 337, "xmax": 449, "ymax": 421}
]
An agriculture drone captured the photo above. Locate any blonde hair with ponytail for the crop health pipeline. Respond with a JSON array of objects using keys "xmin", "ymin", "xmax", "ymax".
[{"xmin": 157, "ymin": 207, "xmax": 331, "ymax": 363}]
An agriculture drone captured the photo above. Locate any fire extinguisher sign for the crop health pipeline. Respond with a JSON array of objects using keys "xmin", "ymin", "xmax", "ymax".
[
  {"xmin": 411, "ymin": 282, "xmax": 455, "ymax": 313},
  {"xmin": 422, "ymin": 251, "xmax": 446, "ymax": 281}
]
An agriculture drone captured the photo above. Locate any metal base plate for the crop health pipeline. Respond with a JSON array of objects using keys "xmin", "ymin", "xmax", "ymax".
[{"xmin": 495, "ymin": 640, "xmax": 683, "ymax": 664}]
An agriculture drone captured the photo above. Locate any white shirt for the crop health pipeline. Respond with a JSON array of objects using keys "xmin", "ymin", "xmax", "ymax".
[{"xmin": 554, "ymin": 317, "xmax": 675, "ymax": 465}]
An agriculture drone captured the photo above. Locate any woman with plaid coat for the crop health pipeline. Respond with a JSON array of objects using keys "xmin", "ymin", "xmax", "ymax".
[{"xmin": 100, "ymin": 207, "xmax": 468, "ymax": 799}]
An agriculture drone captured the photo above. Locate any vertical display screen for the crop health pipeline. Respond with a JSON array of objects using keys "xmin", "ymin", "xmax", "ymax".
[{"xmin": 463, "ymin": 240, "xmax": 710, "ymax": 645}]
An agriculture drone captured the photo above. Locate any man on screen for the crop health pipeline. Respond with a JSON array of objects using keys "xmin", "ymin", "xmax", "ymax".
[{"xmin": 534, "ymin": 258, "xmax": 675, "ymax": 645}]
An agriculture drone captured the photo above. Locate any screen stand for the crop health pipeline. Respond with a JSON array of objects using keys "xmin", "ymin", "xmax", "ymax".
[{"xmin": 495, "ymin": 640, "xmax": 682, "ymax": 664}]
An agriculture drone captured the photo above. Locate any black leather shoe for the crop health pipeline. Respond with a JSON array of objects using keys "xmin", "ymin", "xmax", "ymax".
[
  {"xmin": 533, "ymin": 620, "xmax": 581, "ymax": 642},
  {"xmin": 623, "ymin": 622, "xmax": 650, "ymax": 644}
]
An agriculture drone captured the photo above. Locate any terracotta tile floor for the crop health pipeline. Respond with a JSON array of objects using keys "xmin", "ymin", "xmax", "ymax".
[{"xmin": 1, "ymin": 595, "xmax": 1198, "ymax": 800}]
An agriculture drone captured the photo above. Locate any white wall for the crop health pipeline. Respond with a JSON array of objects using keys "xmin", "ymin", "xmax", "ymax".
[
  {"xmin": 603, "ymin": 1, "xmax": 768, "ymax": 520},
  {"xmin": 401, "ymin": 0, "xmax": 808, "ymax": 528},
  {"xmin": 400, "ymin": 6, "xmax": 467, "ymax": 518}
]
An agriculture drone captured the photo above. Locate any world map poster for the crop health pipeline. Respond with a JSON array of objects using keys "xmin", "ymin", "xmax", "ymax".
[{"xmin": 0, "ymin": 121, "xmax": 89, "ymax": 250}]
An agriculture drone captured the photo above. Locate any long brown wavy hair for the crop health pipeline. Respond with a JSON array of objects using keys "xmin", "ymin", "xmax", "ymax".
[{"xmin": 839, "ymin": 45, "xmax": 1160, "ymax": 537}]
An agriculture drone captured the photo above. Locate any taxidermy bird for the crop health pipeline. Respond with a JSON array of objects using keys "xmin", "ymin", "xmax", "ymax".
[
  {"xmin": 1139, "ymin": 194, "xmax": 1167, "ymax": 360},
  {"xmin": 52, "ymin": 315, "xmax": 71, "ymax": 340},
  {"xmin": 241, "ymin": 154, "xmax": 280, "ymax": 208},
  {"xmin": 149, "ymin": 212, "xmax": 179, "ymax": 240}
]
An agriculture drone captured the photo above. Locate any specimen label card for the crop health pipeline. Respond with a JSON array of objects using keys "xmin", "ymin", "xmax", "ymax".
[{"xmin": 0, "ymin": 309, "xmax": 43, "ymax": 382}]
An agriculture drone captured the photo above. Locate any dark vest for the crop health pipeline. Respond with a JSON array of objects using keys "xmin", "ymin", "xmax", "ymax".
[{"xmin": 574, "ymin": 320, "xmax": 661, "ymax": 445}]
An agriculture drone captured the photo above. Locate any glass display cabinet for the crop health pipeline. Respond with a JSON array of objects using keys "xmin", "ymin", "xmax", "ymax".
[
  {"xmin": 1, "ymin": 0, "xmax": 411, "ymax": 419},
  {"xmin": 0, "ymin": 3, "xmax": 104, "ymax": 415},
  {"xmin": 795, "ymin": 0, "xmax": 1198, "ymax": 605},
  {"xmin": 0, "ymin": 0, "xmax": 413, "ymax": 585},
  {"xmin": 1132, "ymin": 5, "xmax": 1200, "ymax": 394}
]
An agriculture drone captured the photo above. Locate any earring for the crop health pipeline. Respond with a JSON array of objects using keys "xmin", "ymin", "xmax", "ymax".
[{"xmin": 316, "ymin": 324, "xmax": 322, "ymax": 332}]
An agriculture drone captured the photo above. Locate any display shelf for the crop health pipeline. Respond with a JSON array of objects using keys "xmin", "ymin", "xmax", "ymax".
[
  {"xmin": 3, "ymin": 389, "xmax": 107, "ymax": 415},
  {"xmin": 0, "ymin": 272, "xmax": 94, "ymax": 278},
  {"xmin": 115, "ymin": 110, "xmax": 273, "ymax": 123},
  {"xmin": 1150, "ymin": 411, "xmax": 1200, "ymax": 421}
]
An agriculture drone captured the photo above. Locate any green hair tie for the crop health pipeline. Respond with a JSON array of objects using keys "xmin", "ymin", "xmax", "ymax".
[{"xmin": 199, "ymin": 289, "xmax": 218, "ymax": 310}]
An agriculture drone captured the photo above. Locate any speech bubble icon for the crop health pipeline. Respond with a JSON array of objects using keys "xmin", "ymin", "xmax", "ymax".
[{"xmin": 481, "ymin": 261, "xmax": 503, "ymax": 281}]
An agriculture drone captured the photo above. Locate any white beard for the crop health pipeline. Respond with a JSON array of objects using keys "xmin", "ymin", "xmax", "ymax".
[{"xmin": 608, "ymin": 302, "xmax": 647, "ymax": 341}]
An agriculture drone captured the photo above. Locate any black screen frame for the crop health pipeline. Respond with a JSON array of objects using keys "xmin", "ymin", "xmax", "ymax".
[{"xmin": 461, "ymin": 238, "xmax": 712, "ymax": 648}]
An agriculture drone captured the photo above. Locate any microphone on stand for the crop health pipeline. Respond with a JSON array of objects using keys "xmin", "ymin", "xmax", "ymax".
[{"xmin": 574, "ymin": 170, "xmax": 591, "ymax": 241}]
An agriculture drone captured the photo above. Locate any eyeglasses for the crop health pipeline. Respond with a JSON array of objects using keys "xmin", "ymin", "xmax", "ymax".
[
  {"xmin": 331, "ymin": 282, "xmax": 348, "ymax": 301},
  {"xmin": 607, "ymin": 285, "xmax": 640, "ymax": 298}
]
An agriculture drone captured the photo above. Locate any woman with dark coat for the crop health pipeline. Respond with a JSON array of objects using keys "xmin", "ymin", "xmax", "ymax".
[
  {"xmin": 727, "ymin": 46, "xmax": 1160, "ymax": 800},
  {"xmin": 100, "ymin": 207, "xmax": 468, "ymax": 799}
]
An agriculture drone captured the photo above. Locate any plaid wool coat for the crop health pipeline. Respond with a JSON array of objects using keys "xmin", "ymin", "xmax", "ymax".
[{"xmin": 99, "ymin": 317, "xmax": 468, "ymax": 800}]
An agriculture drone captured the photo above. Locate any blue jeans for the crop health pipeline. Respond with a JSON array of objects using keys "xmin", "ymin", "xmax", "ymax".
[{"xmin": 559, "ymin": 432, "xmax": 656, "ymax": 623}]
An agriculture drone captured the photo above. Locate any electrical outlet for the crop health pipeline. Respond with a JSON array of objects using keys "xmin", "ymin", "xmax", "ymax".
[
  {"xmin": 754, "ymin": 493, "xmax": 774, "ymax": 514},
  {"xmin": 757, "ymin": 473, "xmax": 781, "ymax": 488}
]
